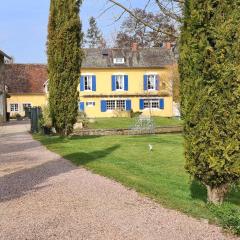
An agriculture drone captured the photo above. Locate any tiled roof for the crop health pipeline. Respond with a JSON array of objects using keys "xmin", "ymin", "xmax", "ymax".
[
  {"xmin": 3, "ymin": 64, "xmax": 47, "ymax": 94},
  {"xmin": 2, "ymin": 48, "xmax": 174, "ymax": 94},
  {"xmin": 82, "ymin": 47, "xmax": 175, "ymax": 68}
]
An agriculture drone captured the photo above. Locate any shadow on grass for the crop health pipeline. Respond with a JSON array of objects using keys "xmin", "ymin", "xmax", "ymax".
[
  {"xmin": 225, "ymin": 186, "xmax": 240, "ymax": 206},
  {"xmin": 190, "ymin": 180, "xmax": 240, "ymax": 206},
  {"xmin": 63, "ymin": 144, "xmax": 120, "ymax": 166},
  {"xmin": 34, "ymin": 135, "xmax": 103, "ymax": 146},
  {"xmin": 69, "ymin": 135, "xmax": 103, "ymax": 140},
  {"xmin": 190, "ymin": 179, "xmax": 208, "ymax": 203}
]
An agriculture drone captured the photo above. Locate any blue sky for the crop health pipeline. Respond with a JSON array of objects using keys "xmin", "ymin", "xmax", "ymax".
[{"xmin": 0, "ymin": 0, "xmax": 154, "ymax": 63}]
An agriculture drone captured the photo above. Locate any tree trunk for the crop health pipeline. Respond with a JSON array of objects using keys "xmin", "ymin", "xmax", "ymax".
[{"xmin": 206, "ymin": 184, "xmax": 229, "ymax": 204}]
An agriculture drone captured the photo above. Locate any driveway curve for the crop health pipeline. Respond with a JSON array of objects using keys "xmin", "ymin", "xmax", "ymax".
[{"xmin": 0, "ymin": 121, "xmax": 238, "ymax": 240}]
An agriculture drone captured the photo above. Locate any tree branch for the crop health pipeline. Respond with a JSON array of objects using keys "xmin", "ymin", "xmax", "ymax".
[
  {"xmin": 108, "ymin": 0, "xmax": 177, "ymax": 38},
  {"xmin": 155, "ymin": 0, "xmax": 181, "ymax": 22}
]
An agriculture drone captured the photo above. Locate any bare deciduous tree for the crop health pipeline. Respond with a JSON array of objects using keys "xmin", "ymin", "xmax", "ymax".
[
  {"xmin": 115, "ymin": 8, "xmax": 177, "ymax": 48},
  {"xmin": 108, "ymin": 0, "xmax": 183, "ymax": 39}
]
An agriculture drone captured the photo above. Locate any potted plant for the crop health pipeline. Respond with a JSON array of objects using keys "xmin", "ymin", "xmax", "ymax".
[{"xmin": 16, "ymin": 113, "xmax": 22, "ymax": 121}]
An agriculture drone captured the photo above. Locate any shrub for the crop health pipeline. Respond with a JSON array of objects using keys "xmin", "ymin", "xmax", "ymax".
[
  {"xmin": 76, "ymin": 111, "xmax": 89, "ymax": 128},
  {"xmin": 130, "ymin": 109, "xmax": 142, "ymax": 118},
  {"xmin": 39, "ymin": 105, "xmax": 52, "ymax": 128}
]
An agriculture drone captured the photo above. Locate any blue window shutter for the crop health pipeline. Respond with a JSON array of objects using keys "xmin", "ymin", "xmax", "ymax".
[
  {"xmin": 139, "ymin": 99, "xmax": 144, "ymax": 110},
  {"xmin": 80, "ymin": 76, "xmax": 84, "ymax": 91},
  {"xmin": 79, "ymin": 102, "xmax": 85, "ymax": 111},
  {"xmin": 124, "ymin": 75, "xmax": 128, "ymax": 91},
  {"xmin": 160, "ymin": 99, "xmax": 164, "ymax": 109},
  {"xmin": 92, "ymin": 75, "xmax": 96, "ymax": 91},
  {"xmin": 101, "ymin": 100, "xmax": 107, "ymax": 112},
  {"xmin": 112, "ymin": 75, "xmax": 116, "ymax": 91},
  {"xmin": 143, "ymin": 75, "xmax": 148, "ymax": 91},
  {"xmin": 156, "ymin": 75, "xmax": 160, "ymax": 90},
  {"xmin": 126, "ymin": 100, "xmax": 131, "ymax": 111}
]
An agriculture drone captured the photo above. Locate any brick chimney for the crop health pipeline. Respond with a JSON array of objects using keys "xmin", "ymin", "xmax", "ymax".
[
  {"xmin": 132, "ymin": 42, "xmax": 138, "ymax": 52},
  {"xmin": 165, "ymin": 42, "xmax": 172, "ymax": 50}
]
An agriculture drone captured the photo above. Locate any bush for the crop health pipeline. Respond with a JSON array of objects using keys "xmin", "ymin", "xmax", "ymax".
[
  {"xmin": 16, "ymin": 113, "xmax": 22, "ymax": 121},
  {"xmin": 130, "ymin": 109, "xmax": 142, "ymax": 118},
  {"xmin": 208, "ymin": 203, "xmax": 240, "ymax": 235},
  {"xmin": 39, "ymin": 105, "xmax": 52, "ymax": 134},
  {"xmin": 11, "ymin": 113, "xmax": 22, "ymax": 120},
  {"xmin": 76, "ymin": 111, "xmax": 89, "ymax": 128}
]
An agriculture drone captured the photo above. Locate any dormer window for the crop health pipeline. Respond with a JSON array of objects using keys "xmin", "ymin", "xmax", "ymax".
[{"xmin": 113, "ymin": 58, "xmax": 125, "ymax": 64}]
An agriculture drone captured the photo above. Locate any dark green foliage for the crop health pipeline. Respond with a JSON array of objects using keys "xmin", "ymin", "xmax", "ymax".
[
  {"xmin": 179, "ymin": 1, "xmax": 240, "ymax": 191},
  {"xmin": 47, "ymin": 0, "xmax": 83, "ymax": 135},
  {"xmin": 85, "ymin": 17, "xmax": 104, "ymax": 48}
]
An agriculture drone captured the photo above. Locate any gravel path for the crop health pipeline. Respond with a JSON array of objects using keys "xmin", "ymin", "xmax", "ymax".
[{"xmin": 0, "ymin": 121, "xmax": 238, "ymax": 240}]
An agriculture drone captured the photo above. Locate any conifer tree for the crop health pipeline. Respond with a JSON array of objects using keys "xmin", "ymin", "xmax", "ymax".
[
  {"xmin": 86, "ymin": 17, "xmax": 104, "ymax": 48},
  {"xmin": 47, "ymin": 0, "xmax": 83, "ymax": 135},
  {"xmin": 179, "ymin": 1, "xmax": 240, "ymax": 203}
]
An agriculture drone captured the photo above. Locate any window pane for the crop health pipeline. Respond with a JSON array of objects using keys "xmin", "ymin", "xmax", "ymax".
[
  {"xmin": 147, "ymin": 75, "xmax": 155, "ymax": 90},
  {"xmin": 116, "ymin": 75, "xmax": 124, "ymax": 90},
  {"xmin": 84, "ymin": 76, "xmax": 92, "ymax": 90},
  {"xmin": 10, "ymin": 104, "xmax": 18, "ymax": 112},
  {"xmin": 106, "ymin": 100, "xmax": 115, "ymax": 110},
  {"xmin": 106, "ymin": 100, "xmax": 125, "ymax": 110},
  {"xmin": 116, "ymin": 100, "xmax": 125, "ymax": 110},
  {"xmin": 143, "ymin": 99, "xmax": 159, "ymax": 109},
  {"xmin": 23, "ymin": 103, "xmax": 31, "ymax": 109},
  {"xmin": 86, "ymin": 101, "xmax": 95, "ymax": 107}
]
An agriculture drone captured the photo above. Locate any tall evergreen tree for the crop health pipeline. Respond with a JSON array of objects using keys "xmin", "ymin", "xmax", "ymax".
[
  {"xmin": 179, "ymin": 1, "xmax": 240, "ymax": 203},
  {"xmin": 47, "ymin": 0, "xmax": 83, "ymax": 135},
  {"xmin": 86, "ymin": 17, "xmax": 104, "ymax": 48}
]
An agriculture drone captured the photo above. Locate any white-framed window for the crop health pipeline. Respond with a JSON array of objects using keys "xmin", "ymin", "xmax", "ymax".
[
  {"xmin": 143, "ymin": 99, "xmax": 159, "ymax": 109},
  {"xmin": 23, "ymin": 103, "xmax": 32, "ymax": 109},
  {"xmin": 10, "ymin": 103, "xmax": 19, "ymax": 112},
  {"xmin": 86, "ymin": 101, "xmax": 95, "ymax": 107},
  {"xmin": 106, "ymin": 100, "xmax": 126, "ymax": 110},
  {"xmin": 116, "ymin": 75, "xmax": 124, "ymax": 90},
  {"xmin": 147, "ymin": 75, "xmax": 156, "ymax": 90},
  {"xmin": 113, "ymin": 58, "xmax": 125, "ymax": 64},
  {"xmin": 84, "ymin": 75, "xmax": 92, "ymax": 90}
]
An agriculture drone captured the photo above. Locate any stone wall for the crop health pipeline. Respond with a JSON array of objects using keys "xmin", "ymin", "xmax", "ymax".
[{"xmin": 72, "ymin": 126, "xmax": 183, "ymax": 136}]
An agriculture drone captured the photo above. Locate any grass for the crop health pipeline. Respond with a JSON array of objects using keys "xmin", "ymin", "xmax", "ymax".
[
  {"xmin": 34, "ymin": 133, "xmax": 240, "ymax": 234},
  {"xmin": 87, "ymin": 117, "xmax": 183, "ymax": 129}
]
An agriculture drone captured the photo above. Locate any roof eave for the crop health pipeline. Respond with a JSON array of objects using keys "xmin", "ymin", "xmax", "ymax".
[{"xmin": 0, "ymin": 50, "xmax": 12, "ymax": 60}]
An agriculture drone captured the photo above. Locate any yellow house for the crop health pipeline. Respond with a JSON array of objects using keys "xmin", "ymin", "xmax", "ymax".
[
  {"xmin": 4, "ymin": 64, "xmax": 47, "ymax": 116},
  {"xmin": 5, "ymin": 47, "xmax": 175, "ymax": 118},
  {"xmin": 79, "ymin": 47, "xmax": 175, "ymax": 118}
]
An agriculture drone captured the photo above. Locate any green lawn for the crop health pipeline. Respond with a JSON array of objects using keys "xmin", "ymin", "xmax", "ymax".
[
  {"xmin": 35, "ymin": 133, "xmax": 240, "ymax": 234},
  {"xmin": 88, "ymin": 117, "xmax": 182, "ymax": 129}
]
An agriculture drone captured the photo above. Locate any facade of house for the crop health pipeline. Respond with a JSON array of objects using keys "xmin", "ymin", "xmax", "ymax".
[
  {"xmin": 4, "ymin": 64, "xmax": 47, "ymax": 116},
  {"xmin": 79, "ymin": 47, "xmax": 175, "ymax": 118},
  {"xmin": 5, "ymin": 47, "xmax": 175, "ymax": 118},
  {"xmin": 0, "ymin": 50, "xmax": 12, "ymax": 122}
]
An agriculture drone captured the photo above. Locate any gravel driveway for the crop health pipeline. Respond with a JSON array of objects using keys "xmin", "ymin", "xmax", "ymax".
[{"xmin": 0, "ymin": 121, "xmax": 238, "ymax": 240}]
